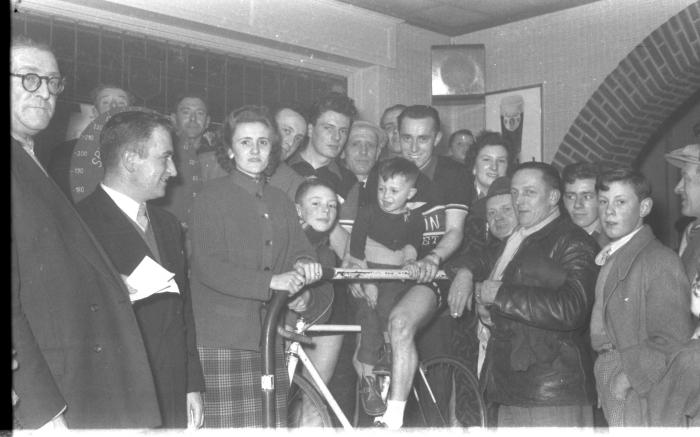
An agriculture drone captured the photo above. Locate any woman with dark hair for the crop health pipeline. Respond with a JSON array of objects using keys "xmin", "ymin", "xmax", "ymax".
[
  {"xmin": 463, "ymin": 131, "xmax": 513, "ymax": 201},
  {"xmin": 189, "ymin": 105, "xmax": 324, "ymax": 427}
]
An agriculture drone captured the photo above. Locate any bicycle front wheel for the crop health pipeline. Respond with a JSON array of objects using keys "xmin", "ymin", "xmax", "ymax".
[
  {"xmin": 287, "ymin": 374, "xmax": 334, "ymax": 427},
  {"xmin": 407, "ymin": 355, "xmax": 486, "ymax": 428}
]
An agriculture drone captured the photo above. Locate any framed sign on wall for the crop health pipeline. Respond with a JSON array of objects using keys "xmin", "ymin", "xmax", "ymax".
[
  {"xmin": 485, "ymin": 84, "xmax": 543, "ymax": 164},
  {"xmin": 431, "ymin": 44, "xmax": 485, "ymax": 103}
]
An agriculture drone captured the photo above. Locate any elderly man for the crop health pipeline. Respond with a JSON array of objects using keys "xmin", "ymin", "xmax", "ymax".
[
  {"xmin": 288, "ymin": 91, "xmax": 358, "ymax": 201},
  {"xmin": 475, "ymin": 162, "xmax": 599, "ymax": 426},
  {"xmin": 76, "ymin": 111, "xmax": 206, "ymax": 428},
  {"xmin": 378, "ymin": 104, "xmax": 406, "ymax": 161},
  {"xmin": 339, "ymin": 120, "xmax": 386, "ymax": 223},
  {"xmin": 11, "ymin": 35, "xmax": 159, "ymax": 429},
  {"xmin": 153, "ymin": 93, "xmax": 211, "ymax": 227},
  {"xmin": 363, "ymin": 105, "xmax": 469, "ymax": 428},
  {"xmin": 46, "ymin": 83, "xmax": 133, "ymax": 200},
  {"xmin": 275, "ymin": 104, "xmax": 308, "ymax": 161},
  {"xmin": 562, "ymin": 162, "xmax": 610, "ymax": 248}
]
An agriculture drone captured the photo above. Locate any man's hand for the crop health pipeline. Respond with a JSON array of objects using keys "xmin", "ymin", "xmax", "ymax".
[
  {"xmin": 288, "ymin": 290, "xmax": 311, "ymax": 313},
  {"xmin": 187, "ymin": 391, "xmax": 204, "ymax": 429},
  {"xmin": 411, "ymin": 255, "xmax": 439, "ymax": 283},
  {"xmin": 611, "ymin": 371, "xmax": 632, "ymax": 401},
  {"xmin": 448, "ymin": 268, "xmax": 473, "ymax": 318},
  {"xmin": 293, "ymin": 260, "xmax": 322, "ymax": 286},
  {"xmin": 476, "ymin": 280, "xmax": 501, "ymax": 305},
  {"xmin": 363, "ymin": 283, "xmax": 379, "ymax": 309}
]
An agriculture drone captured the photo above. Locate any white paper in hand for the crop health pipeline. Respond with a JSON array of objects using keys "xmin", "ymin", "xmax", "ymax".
[{"xmin": 126, "ymin": 256, "xmax": 180, "ymax": 302}]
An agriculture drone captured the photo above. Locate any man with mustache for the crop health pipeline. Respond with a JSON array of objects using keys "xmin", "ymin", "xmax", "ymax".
[{"xmin": 11, "ymin": 35, "xmax": 160, "ymax": 429}]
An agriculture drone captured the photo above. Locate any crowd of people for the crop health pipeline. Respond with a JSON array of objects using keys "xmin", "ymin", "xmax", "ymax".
[{"xmin": 11, "ymin": 34, "xmax": 700, "ymax": 430}]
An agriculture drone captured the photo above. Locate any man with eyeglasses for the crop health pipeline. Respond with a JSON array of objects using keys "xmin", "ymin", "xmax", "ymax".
[{"xmin": 11, "ymin": 35, "xmax": 160, "ymax": 429}]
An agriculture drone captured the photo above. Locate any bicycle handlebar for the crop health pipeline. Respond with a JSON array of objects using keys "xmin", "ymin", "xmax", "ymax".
[{"xmin": 321, "ymin": 267, "xmax": 448, "ymax": 281}]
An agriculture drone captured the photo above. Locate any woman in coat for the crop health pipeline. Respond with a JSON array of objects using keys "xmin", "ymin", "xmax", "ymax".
[{"xmin": 189, "ymin": 105, "xmax": 323, "ymax": 427}]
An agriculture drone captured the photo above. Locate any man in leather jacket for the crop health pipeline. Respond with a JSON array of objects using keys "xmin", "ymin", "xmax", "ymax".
[{"xmin": 475, "ymin": 161, "xmax": 599, "ymax": 426}]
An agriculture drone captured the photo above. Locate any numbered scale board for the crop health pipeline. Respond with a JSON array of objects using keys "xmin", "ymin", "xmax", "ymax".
[{"xmin": 69, "ymin": 106, "xmax": 157, "ymax": 203}]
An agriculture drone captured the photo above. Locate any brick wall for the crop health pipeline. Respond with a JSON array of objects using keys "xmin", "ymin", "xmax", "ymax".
[{"xmin": 552, "ymin": 3, "xmax": 700, "ymax": 168}]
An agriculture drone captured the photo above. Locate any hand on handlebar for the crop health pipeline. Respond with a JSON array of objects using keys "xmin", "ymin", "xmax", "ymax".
[
  {"xmin": 270, "ymin": 271, "xmax": 306, "ymax": 295},
  {"xmin": 294, "ymin": 260, "xmax": 323, "ymax": 286}
]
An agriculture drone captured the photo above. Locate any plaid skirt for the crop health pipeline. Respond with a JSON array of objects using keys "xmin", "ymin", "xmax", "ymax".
[{"xmin": 198, "ymin": 346, "xmax": 289, "ymax": 428}]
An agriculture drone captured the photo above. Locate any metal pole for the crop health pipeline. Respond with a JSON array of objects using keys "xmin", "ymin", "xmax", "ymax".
[{"xmin": 261, "ymin": 290, "xmax": 288, "ymax": 428}]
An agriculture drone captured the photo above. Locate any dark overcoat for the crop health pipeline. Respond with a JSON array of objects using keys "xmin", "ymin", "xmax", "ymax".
[{"xmin": 11, "ymin": 139, "xmax": 161, "ymax": 428}]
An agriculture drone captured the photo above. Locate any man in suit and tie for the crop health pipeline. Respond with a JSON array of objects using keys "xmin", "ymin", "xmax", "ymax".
[
  {"xmin": 76, "ymin": 110, "xmax": 205, "ymax": 428},
  {"xmin": 11, "ymin": 35, "xmax": 161, "ymax": 429}
]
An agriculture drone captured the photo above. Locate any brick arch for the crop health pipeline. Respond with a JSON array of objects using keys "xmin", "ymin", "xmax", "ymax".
[{"xmin": 552, "ymin": 3, "xmax": 700, "ymax": 169}]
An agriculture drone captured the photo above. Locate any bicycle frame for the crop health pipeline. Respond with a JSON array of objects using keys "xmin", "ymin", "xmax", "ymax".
[{"xmin": 286, "ymin": 319, "xmax": 361, "ymax": 429}]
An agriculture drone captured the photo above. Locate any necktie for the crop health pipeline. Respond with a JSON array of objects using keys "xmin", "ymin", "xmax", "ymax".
[
  {"xmin": 136, "ymin": 203, "xmax": 149, "ymax": 232},
  {"xmin": 595, "ymin": 245, "xmax": 612, "ymax": 266}
]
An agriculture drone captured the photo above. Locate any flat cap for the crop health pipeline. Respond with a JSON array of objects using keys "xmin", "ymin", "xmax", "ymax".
[
  {"xmin": 485, "ymin": 176, "xmax": 511, "ymax": 201},
  {"xmin": 665, "ymin": 144, "xmax": 700, "ymax": 168}
]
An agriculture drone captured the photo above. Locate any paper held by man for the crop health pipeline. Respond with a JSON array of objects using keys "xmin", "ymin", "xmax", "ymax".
[{"xmin": 125, "ymin": 256, "xmax": 180, "ymax": 302}]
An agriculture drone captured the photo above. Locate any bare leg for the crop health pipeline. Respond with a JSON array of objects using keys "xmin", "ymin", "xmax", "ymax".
[
  {"xmin": 304, "ymin": 334, "xmax": 344, "ymax": 384},
  {"xmin": 387, "ymin": 284, "xmax": 437, "ymax": 402}
]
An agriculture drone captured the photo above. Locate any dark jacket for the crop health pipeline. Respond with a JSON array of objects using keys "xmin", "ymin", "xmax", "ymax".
[
  {"xmin": 484, "ymin": 214, "xmax": 599, "ymax": 407},
  {"xmin": 11, "ymin": 139, "xmax": 160, "ymax": 428},
  {"xmin": 77, "ymin": 186, "xmax": 206, "ymax": 427}
]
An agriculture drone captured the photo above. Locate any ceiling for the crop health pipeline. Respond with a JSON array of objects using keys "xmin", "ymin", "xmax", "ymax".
[{"xmin": 335, "ymin": 0, "xmax": 599, "ymax": 36}]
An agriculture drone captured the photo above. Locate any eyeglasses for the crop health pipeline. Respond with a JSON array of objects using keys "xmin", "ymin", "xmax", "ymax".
[{"xmin": 10, "ymin": 72, "xmax": 66, "ymax": 95}]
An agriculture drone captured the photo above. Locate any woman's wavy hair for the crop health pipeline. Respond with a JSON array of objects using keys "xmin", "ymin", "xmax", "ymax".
[{"xmin": 215, "ymin": 105, "xmax": 282, "ymax": 178}]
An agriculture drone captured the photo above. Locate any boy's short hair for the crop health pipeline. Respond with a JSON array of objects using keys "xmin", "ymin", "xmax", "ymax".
[
  {"xmin": 294, "ymin": 177, "xmax": 336, "ymax": 204},
  {"xmin": 378, "ymin": 157, "xmax": 420, "ymax": 187},
  {"xmin": 562, "ymin": 162, "xmax": 600, "ymax": 185},
  {"xmin": 596, "ymin": 167, "xmax": 651, "ymax": 201}
]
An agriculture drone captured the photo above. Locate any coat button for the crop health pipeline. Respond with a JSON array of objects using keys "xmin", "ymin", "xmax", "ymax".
[
  {"xmin": 262, "ymin": 213, "xmax": 270, "ymax": 219},
  {"xmin": 264, "ymin": 267, "xmax": 271, "ymax": 271},
  {"xmin": 93, "ymin": 345, "xmax": 103, "ymax": 353},
  {"xmin": 90, "ymin": 304, "xmax": 99, "ymax": 312},
  {"xmin": 265, "ymin": 240, "xmax": 273, "ymax": 246}
]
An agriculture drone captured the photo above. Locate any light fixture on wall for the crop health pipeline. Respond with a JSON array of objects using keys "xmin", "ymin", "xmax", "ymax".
[{"xmin": 431, "ymin": 44, "xmax": 485, "ymax": 104}]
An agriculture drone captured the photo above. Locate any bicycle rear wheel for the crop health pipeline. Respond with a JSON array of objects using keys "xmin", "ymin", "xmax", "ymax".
[
  {"xmin": 406, "ymin": 355, "xmax": 486, "ymax": 428},
  {"xmin": 287, "ymin": 374, "xmax": 334, "ymax": 427}
]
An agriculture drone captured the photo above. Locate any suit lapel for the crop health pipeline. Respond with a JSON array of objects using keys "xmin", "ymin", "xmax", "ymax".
[
  {"xmin": 11, "ymin": 140, "xmax": 131, "ymax": 297},
  {"xmin": 602, "ymin": 226, "xmax": 654, "ymax": 310}
]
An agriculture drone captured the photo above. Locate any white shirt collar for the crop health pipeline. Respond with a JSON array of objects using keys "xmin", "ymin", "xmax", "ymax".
[
  {"xmin": 605, "ymin": 225, "xmax": 644, "ymax": 258},
  {"xmin": 101, "ymin": 183, "xmax": 142, "ymax": 225}
]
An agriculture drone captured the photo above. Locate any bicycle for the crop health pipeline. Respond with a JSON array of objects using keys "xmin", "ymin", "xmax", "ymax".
[{"xmin": 261, "ymin": 268, "xmax": 487, "ymax": 429}]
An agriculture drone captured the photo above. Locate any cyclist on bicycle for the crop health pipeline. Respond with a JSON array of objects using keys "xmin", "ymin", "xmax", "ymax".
[{"xmin": 360, "ymin": 105, "xmax": 469, "ymax": 428}]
